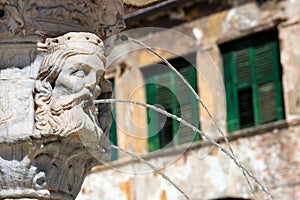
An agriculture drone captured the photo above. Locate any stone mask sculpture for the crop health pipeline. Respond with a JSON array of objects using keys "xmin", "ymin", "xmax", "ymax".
[
  {"xmin": 35, "ymin": 32, "xmax": 112, "ymax": 154},
  {"xmin": 0, "ymin": 32, "xmax": 112, "ymax": 199},
  {"xmin": 35, "ymin": 33, "xmax": 109, "ymax": 145}
]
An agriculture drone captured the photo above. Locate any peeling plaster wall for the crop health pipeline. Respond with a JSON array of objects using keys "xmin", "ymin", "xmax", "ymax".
[
  {"xmin": 77, "ymin": 120, "xmax": 300, "ymax": 200},
  {"xmin": 114, "ymin": 68, "xmax": 148, "ymax": 155},
  {"xmin": 279, "ymin": 22, "xmax": 300, "ymax": 118},
  {"xmin": 79, "ymin": 1, "xmax": 300, "ymax": 199},
  {"xmin": 197, "ymin": 46, "xmax": 226, "ymax": 135}
]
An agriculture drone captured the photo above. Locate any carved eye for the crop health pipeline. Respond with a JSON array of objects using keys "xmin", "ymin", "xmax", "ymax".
[{"xmin": 71, "ymin": 70, "xmax": 86, "ymax": 78}]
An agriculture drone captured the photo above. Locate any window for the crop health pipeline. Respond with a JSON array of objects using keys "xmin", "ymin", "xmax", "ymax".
[
  {"xmin": 143, "ymin": 56, "xmax": 200, "ymax": 152},
  {"xmin": 221, "ymin": 31, "xmax": 284, "ymax": 132},
  {"xmin": 108, "ymin": 78, "xmax": 118, "ymax": 160}
]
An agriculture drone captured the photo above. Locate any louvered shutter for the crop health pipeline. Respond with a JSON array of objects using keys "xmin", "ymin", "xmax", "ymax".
[
  {"xmin": 258, "ymin": 82, "xmax": 277, "ymax": 123},
  {"xmin": 223, "ymin": 52, "xmax": 239, "ymax": 132},
  {"xmin": 221, "ymin": 31, "xmax": 284, "ymax": 132},
  {"xmin": 235, "ymin": 48, "xmax": 252, "ymax": 84},
  {"xmin": 146, "ymin": 79, "xmax": 160, "ymax": 152},
  {"xmin": 233, "ymin": 46, "xmax": 255, "ymax": 129},
  {"xmin": 147, "ymin": 73, "xmax": 177, "ymax": 151},
  {"xmin": 175, "ymin": 66, "xmax": 200, "ymax": 145},
  {"xmin": 146, "ymin": 58, "xmax": 200, "ymax": 151},
  {"xmin": 254, "ymin": 38, "xmax": 284, "ymax": 124},
  {"xmin": 254, "ymin": 40, "xmax": 277, "ymax": 124},
  {"xmin": 155, "ymin": 73, "xmax": 177, "ymax": 148},
  {"xmin": 255, "ymin": 40, "xmax": 274, "ymax": 80}
]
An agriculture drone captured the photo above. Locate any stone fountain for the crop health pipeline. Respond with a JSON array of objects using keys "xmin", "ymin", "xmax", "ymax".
[{"xmin": 0, "ymin": 0, "xmax": 124, "ymax": 199}]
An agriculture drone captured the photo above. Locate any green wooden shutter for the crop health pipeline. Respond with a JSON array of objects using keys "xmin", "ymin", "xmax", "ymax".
[
  {"xmin": 221, "ymin": 31, "xmax": 284, "ymax": 132},
  {"xmin": 254, "ymin": 39, "xmax": 284, "ymax": 124},
  {"xmin": 234, "ymin": 46, "xmax": 255, "ymax": 129},
  {"xmin": 151, "ymin": 72, "xmax": 179, "ymax": 150},
  {"xmin": 145, "ymin": 57, "xmax": 200, "ymax": 151},
  {"xmin": 155, "ymin": 73, "xmax": 176, "ymax": 148},
  {"xmin": 109, "ymin": 79, "xmax": 118, "ymax": 160},
  {"xmin": 175, "ymin": 66, "xmax": 200, "ymax": 145},
  {"xmin": 258, "ymin": 82, "xmax": 277, "ymax": 123},
  {"xmin": 223, "ymin": 52, "xmax": 239, "ymax": 132},
  {"xmin": 235, "ymin": 48, "xmax": 252, "ymax": 84},
  {"xmin": 146, "ymin": 78, "xmax": 160, "ymax": 152}
]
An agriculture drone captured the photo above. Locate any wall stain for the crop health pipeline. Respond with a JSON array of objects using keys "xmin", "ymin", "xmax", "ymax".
[
  {"xmin": 153, "ymin": 167, "xmax": 166, "ymax": 177},
  {"xmin": 119, "ymin": 179, "xmax": 132, "ymax": 200},
  {"xmin": 160, "ymin": 190, "xmax": 167, "ymax": 200}
]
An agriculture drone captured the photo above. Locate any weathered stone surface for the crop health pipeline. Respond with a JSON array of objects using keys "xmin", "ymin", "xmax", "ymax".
[
  {"xmin": 0, "ymin": 137, "xmax": 99, "ymax": 200},
  {"xmin": 0, "ymin": 44, "xmax": 38, "ymax": 69},
  {"xmin": 0, "ymin": 79, "xmax": 35, "ymax": 141},
  {"xmin": 0, "ymin": 54, "xmax": 42, "ymax": 141},
  {"xmin": 0, "ymin": 0, "xmax": 125, "ymax": 198},
  {"xmin": 279, "ymin": 22, "xmax": 300, "ymax": 118},
  {"xmin": 114, "ymin": 67, "xmax": 148, "ymax": 155},
  {"xmin": 77, "ymin": 120, "xmax": 300, "ymax": 200},
  {"xmin": 0, "ymin": 32, "xmax": 113, "ymax": 199},
  {"xmin": 0, "ymin": 0, "xmax": 125, "ymax": 42}
]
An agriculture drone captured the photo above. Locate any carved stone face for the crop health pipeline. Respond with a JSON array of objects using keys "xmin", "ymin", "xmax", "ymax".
[
  {"xmin": 52, "ymin": 54, "xmax": 105, "ymax": 101},
  {"xmin": 34, "ymin": 32, "xmax": 111, "ymax": 144}
]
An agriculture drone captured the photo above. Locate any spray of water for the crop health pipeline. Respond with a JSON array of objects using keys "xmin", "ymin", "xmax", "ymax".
[
  {"xmin": 94, "ymin": 99, "xmax": 275, "ymax": 200},
  {"xmin": 123, "ymin": 36, "xmax": 263, "ymax": 199},
  {"xmin": 111, "ymin": 144, "xmax": 190, "ymax": 199}
]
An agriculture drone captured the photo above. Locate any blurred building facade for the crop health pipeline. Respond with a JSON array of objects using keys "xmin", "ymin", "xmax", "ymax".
[{"xmin": 77, "ymin": 0, "xmax": 300, "ymax": 199}]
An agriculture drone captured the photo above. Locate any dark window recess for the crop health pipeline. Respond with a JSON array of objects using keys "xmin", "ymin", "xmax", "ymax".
[
  {"xmin": 159, "ymin": 110, "xmax": 174, "ymax": 148},
  {"xmin": 238, "ymin": 88, "xmax": 254, "ymax": 129}
]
